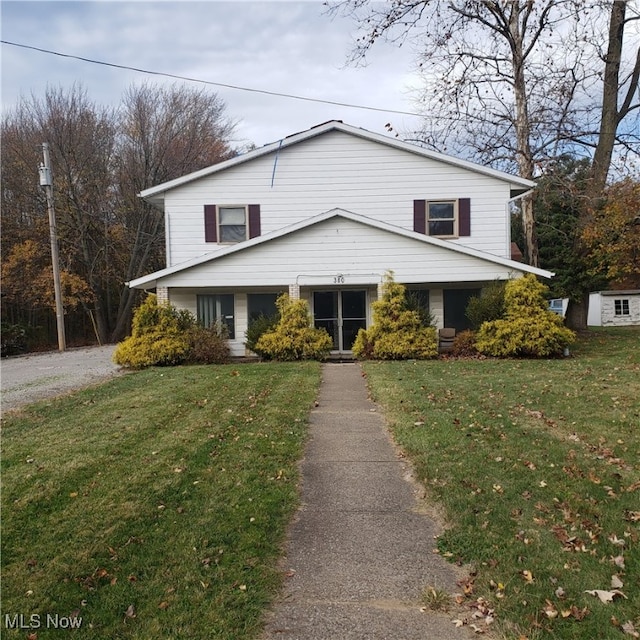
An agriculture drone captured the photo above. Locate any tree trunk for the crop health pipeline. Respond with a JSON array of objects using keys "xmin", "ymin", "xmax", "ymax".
[
  {"xmin": 110, "ymin": 286, "xmax": 140, "ymax": 343},
  {"xmin": 589, "ymin": 0, "xmax": 626, "ymax": 195},
  {"xmin": 565, "ymin": 291, "xmax": 589, "ymax": 332},
  {"xmin": 509, "ymin": 4, "xmax": 539, "ymax": 267}
]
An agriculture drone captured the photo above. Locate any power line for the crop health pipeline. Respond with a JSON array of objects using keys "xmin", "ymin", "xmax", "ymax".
[{"xmin": 0, "ymin": 39, "xmax": 423, "ymax": 118}]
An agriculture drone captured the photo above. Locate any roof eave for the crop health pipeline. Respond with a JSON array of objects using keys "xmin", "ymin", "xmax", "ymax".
[{"xmin": 137, "ymin": 121, "xmax": 537, "ymax": 204}]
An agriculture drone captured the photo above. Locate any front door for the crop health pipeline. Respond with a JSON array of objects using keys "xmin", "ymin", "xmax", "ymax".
[{"xmin": 313, "ymin": 290, "xmax": 367, "ymax": 352}]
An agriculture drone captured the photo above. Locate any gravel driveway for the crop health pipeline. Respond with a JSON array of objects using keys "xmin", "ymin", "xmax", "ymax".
[{"xmin": 1, "ymin": 345, "xmax": 125, "ymax": 412}]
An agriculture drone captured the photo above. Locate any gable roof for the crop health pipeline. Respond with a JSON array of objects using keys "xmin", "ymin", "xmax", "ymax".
[
  {"xmin": 128, "ymin": 208, "xmax": 553, "ymax": 289},
  {"xmin": 139, "ymin": 121, "xmax": 535, "ymax": 208}
]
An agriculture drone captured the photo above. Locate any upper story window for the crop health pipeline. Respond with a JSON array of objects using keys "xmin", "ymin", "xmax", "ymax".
[
  {"xmin": 614, "ymin": 299, "xmax": 630, "ymax": 316},
  {"xmin": 413, "ymin": 198, "xmax": 470, "ymax": 238},
  {"xmin": 218, "ymin": 206, "xmax": 247, "ymax": 243},
  {"xmin": 204, "ymin": 204, "xmax": 261, "ymax": 243},
  {"xmin": 428, "ymin": 201, "xmax": 457, "ymax": 237}
]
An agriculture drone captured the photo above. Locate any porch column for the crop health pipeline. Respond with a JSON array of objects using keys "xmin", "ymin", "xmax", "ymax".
[
  {"xmin": 289, "ymin": 283, "xmax": 300, "ymax": 300},
  {"xmin": 156, "ymin": 287, "xmax": 169, "ymax": 305}
]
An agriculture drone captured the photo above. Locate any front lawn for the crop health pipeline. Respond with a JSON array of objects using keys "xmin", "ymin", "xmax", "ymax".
[
  {"xmin": 363, "ymin": 327, "xmax": 640, "ymax": 639},
  {"xmin": 1, "ymin": 362, "xmax": 320, "ymax": 639}
]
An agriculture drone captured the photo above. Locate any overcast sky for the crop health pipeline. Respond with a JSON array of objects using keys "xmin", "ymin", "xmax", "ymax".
[{"xmin": 1, "ymin": 0, "xmax": 425, "ymax": 149}]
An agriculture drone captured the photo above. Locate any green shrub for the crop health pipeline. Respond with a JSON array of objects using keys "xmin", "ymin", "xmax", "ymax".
[
  {"xmin": 1, "ymin": 322, "xmax": 28, "ymax": 356},
  {"xmin": 465, "ymin": 280, "xmax": 506, "ymax": 329},
  {"xmin": 245, "ymin": 313, "xmax": 279, "ymax": 354},
  {"xmin": 253, "ymin": 294, "xmax": 332, "ymax": 361},
  {"xmin": 450, "ymin": 330, "xmax": 479, "ymax": 357},
  {"xmin": 113, "ymin": 294, "xmax": 193, "ymax": 368},
  {"xmin": 475, "ymin": 274, "xmax": 575, "ymax": 358},
  {"xmin": 405, "ymin": 290, "xmax": 436, "ymax": 327},
  {"xmin": 186, "ymin": 324, "xmax": 230, "ymax": 364},
  {"xmin": 353, "ymin": 272, "xmax": 438, "ymax": 360}
]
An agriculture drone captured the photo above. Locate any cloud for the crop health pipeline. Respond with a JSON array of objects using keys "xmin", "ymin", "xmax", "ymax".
[{"xmin": 1, "ymin": 1, "xmax": 424, "ymax": 147}]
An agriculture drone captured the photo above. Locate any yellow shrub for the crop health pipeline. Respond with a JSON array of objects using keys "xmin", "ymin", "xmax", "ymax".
[
  {"xmin": 113, "ymin": 333, "xmax": 191, "ymax": 368},
  {"xmin": 475, "ymin": 274, "xmax": 575, "ymax": 358},
  {"xmin": 253, "ymin": 294, "xmax": 332, "ymax": 361},
  {"xmin": 113, "ymin": 294, "xmax": 193, "ymax": 368},
  {"xmin": 353, "ymin": 272, "xmax": 438, "ymax": 360}
]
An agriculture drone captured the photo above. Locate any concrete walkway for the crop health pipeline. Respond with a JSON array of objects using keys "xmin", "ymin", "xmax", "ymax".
[{"xmin": 261, "ymin": 363, "xmax": 478, "ymax": 640}]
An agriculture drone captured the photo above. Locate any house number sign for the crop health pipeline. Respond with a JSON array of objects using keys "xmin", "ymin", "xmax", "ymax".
[{"xmin": 333, "ymin": 274, "xmax": 345, "ymax": 284}]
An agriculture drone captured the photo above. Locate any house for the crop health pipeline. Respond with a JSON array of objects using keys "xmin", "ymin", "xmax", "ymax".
[
  {"xmin": 129, "ymin": 121, "xmax": 552, "ymax": 357},
  {"xmin": 587, "ymin": 290, "xmax": 640, "ymax": 327}
]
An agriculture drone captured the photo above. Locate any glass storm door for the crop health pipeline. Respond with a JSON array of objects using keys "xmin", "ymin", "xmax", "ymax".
[{"xmin": 313, "ymin": 290, "xmax": 367, "ymax": 352}]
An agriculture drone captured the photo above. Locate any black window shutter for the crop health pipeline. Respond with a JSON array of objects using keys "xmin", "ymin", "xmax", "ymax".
[
  {"xmin": 204, "ymin": 204, "xmax": 217, "ymax": 242},
  {"xmin": 459, "ymin": 198, "xmax": 471, "ymax": 236},
  {"xmin": 248, "ymin": 204, "xmax": 261, "ymax": 239},
  {"xmin": 413, "ymin": 200, "xmax": 426, "ymax": 234}
]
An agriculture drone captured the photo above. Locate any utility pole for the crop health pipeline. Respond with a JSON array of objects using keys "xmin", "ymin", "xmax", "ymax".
[{"xmin": 39, "ymin": 143, "xmax": 66, "ymax": 352}]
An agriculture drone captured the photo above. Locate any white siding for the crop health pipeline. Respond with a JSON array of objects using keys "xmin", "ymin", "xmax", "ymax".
[
  {"xmin": 588, "ymin": 293, "xmax": 602, "ymax": 326},
  {"xmin": 601, "ymin": 294, "xmax": 640, "ymax": 327},
  {"xmin": 158, "ymin": 217, "xmax": 526, "ymax": 289},
  {"xmin": 164, "ymin": 131, "xmax": 513, "ymax": 266}
]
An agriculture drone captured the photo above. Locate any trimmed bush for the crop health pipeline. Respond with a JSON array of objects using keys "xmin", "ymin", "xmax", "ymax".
[
  {"xmin": 353, "ymin": 273, "xmax": 438, "ymax": 360},
  {"xmin": 113, "ymin": 294, "xmax": 193, "ymax": 368},
  {"xmin": 253, "ymin": 294, "xmax": 332, "ymax": 361},
  {"xmin": 186, "ymin": 324, "xmax": 230, "ymax": 364},
  {"xmin": 450, "ymin": 330, "xmax": 479, "ymax": 357},
  {"xmin": 466, "ymin": 279, "xmax": 506, "ymax": 329},
  {"xmin": 475, "ymin": 274, "xmax": 575, "ymax": 358}
]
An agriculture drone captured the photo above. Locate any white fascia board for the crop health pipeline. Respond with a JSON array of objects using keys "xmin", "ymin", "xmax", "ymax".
[
  {"xmin": 138, "ymin": 121, "xmax": 535, "ymax": 207},
  {"xmin": 128, "ymin": 208, "xmax": 553, "ymax": 289}
]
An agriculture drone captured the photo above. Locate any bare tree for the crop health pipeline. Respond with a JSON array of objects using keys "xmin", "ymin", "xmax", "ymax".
[
  {"xmin": 589, "ymin": 0, "xmax": 640, "ymax": 195},
  {"xmin": 2, "ymin": 83, "xmax": 237, "ymax": 346},
  {"xmin": 110, "ymin": 83, "xmax": 236, "ymax": 341},
  {"xmin": 329, "ymin": 0, "xmax": 640, "ymax": 273},
  {"xmin": 1, "ymin": 85, "xmax": 118, "ymax": 341}
]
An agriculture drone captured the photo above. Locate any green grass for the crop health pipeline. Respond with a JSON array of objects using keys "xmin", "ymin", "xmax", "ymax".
[
  {"xmin": 363, "ymin": 327, "xmax": 640, "ymax": 640},
  {"xmin": 1, "ymin": 362, "xmax": 321, "ymax": 639}
]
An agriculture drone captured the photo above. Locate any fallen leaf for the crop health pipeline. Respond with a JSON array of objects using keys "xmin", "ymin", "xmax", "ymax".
[
  {"xmin": 612, "ymin": 555, "xmax": 626, "ymax": 569},
  {"xmin": 158, "ymin": 601, "xmax": 169, "ymax": 610},
  {"xmin": 611, "ymin": 575, "xmax": 624, "ymax": 589},
  {"xmin": 124, "ymin": 604, "xmax": 136, "ymax": 619},
  {"xmin": 522, "ymin": 570, "xmax": 534, "ymax": 584},
  {"xmin": 584, "ymin": 589, "xmax": 627, "ymax": 604},
  {"xmin": 622, "ymin": 620, "xmax": 640, "ymax": 637}
]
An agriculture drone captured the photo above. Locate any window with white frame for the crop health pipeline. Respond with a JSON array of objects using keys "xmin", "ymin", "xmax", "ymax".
[
  {"xmin": 428, "ymin": 201, "xmax": 457, "ymax": 237},
  {"xmin": 614, "ymin": 299, "xmax": 630, "ymax": 316},
  {"xmin": 218, "ymin": 206, "xmax": 247, "ymax": 243},
  {"xmin": 197, "ymin": 294, "xmax": 235, "ymax": 338}
]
